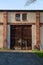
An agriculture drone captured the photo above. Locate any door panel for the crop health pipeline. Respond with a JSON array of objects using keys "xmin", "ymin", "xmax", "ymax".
[
  {"xmin": 10, "ymin": 26, "xmax": 15, "ymax": 49},
  {"xmin": 10, "ymin": 25, "xmax": 32, "ymax": 50},
  {"xmin": 22, "ymin": 26, "xmax": 32, "ymax": 49},
  {"xmin": 14, "ymin": 26, "xmax": 22, "ymax": 49}
]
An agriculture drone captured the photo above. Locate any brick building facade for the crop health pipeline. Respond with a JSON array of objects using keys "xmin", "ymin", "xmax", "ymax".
[{"xmin": 0, "ymin": 10, "xmax": 43, "ymax": 50}]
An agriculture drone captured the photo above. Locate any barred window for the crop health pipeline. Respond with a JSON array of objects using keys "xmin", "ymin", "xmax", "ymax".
[
  {"xmin": 22, "ymin": 14, "xmax": 27, "ymax": 21},
  {"xmin": 15, "ymin": 14, "xmax": 20, "ymax": 21}
]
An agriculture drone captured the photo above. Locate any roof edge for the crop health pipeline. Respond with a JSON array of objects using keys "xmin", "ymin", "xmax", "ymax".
[{"xmin": 0, "ymin": 10, "xmax": 43, "ymax": 12}]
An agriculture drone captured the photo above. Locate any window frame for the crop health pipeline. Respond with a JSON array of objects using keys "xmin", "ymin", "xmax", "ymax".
[
  {"xmin": 22, "ymin": 13, "xmax": 27, "ymax": 21},
  {"xmin": 15, "ymin": 14, "xmax": 20, "ymax": 21}
]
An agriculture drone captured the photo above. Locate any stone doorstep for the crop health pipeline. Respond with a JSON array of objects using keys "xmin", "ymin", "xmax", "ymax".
[{"xmin": 0, "ymin": 50, "xmax": 32, "ymax": 52}]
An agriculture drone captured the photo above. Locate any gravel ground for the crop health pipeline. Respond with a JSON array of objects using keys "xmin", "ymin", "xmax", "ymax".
[{"xmin": 0, "ymin": 52, "xmax": 43, "ymax": 65}]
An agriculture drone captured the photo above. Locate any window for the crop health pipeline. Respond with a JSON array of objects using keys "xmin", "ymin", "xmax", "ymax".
[
  {"xmin": 22, "ymin": 14, "xmax": 27, "ymax": 21},
  {"xmin": 15, "ymin": 14, "xmax": 20, "ymax": 21}
]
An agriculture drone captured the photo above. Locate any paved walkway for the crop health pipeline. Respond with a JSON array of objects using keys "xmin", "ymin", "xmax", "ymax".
[{"xmin": 0, "ymin": 52, "xmax": 43, "ymax": 65}]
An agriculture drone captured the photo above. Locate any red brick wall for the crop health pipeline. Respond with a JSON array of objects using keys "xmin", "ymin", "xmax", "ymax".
[
  {"xmin": 3, "ymin": 12, "xmax": 7, "ymax": 48},
  {"xmin": 2, "ymin": 11, "xmax": 40, "ymax": 50},
  {"xmin": 36, "ymin": 12, "xmax": 40, "ymax": 50}
]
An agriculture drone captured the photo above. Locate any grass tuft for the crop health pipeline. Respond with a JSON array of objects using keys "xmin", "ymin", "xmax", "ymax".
[{"xmin": 33, "ymin": 50, "xmax": 43, "ymax": 58}]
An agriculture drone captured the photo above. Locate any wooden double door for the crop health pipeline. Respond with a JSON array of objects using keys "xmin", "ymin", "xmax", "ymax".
[{"xmin": 10, "ymin": 25, "xmax": 32, "ymax": 50}]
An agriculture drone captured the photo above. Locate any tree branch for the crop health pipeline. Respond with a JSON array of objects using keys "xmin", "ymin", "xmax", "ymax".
[{"xmin": 25, "ymin": 0, "xmax": 36, "ymax": 6}]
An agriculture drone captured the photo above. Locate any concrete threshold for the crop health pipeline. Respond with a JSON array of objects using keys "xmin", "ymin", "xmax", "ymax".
[{"xmin": 0, "ymin": 50, "xmax": 32, "ymax": 52}]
